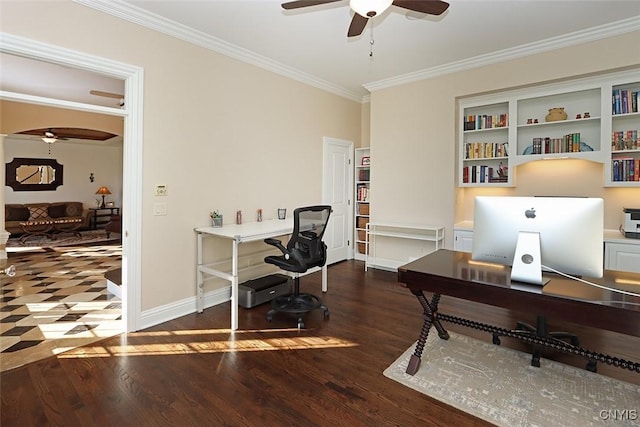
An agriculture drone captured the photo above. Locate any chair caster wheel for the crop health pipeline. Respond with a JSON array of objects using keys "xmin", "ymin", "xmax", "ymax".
[
  {"xmin": 267, "ymin": 315, "xmax": 272, "ymax": 322},
  {"xmin": 492, "ymin": 335, "xmax": 501, "ymax": 345},
  {"xmin": 297, "ymin": 321, "xmax": 304, "ymax": 329},
  {"xmin": 323, "ymin": 312, "xmax": 329, "ymax": 319}
]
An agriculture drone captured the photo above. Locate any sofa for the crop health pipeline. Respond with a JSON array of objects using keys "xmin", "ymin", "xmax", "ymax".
[{"xmin": 5, "ymin": 202, "xmax": 91, "ymax": 235}]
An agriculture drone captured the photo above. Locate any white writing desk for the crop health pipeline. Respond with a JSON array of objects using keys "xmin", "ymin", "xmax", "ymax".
[{"xmin": 194, "ymin": 218, "xmax": 328, "ymax": 330}]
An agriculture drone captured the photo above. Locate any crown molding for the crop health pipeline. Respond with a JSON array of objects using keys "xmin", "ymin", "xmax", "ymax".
[
  {"xmin": 364, "ymin": 15, "xmax": 640, "ymax": 92},
  {"xmin": 73, "ymin": 0, "xmax": 366, "ymax": 103}
]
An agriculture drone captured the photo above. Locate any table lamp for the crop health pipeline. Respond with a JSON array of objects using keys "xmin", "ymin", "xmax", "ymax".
[{"xmin": 95, "ymin": 186, "xmax": 112, "ymax": 208}]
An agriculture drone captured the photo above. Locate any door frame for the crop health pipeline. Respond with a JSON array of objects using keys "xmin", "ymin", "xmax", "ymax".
[
  {"xmin": 322, "ymin": 137, "xmax": 354, "ymax": 262},
  {"xmin": 1, "ymin": 33, "xmax": 144, "ymax": 332}
]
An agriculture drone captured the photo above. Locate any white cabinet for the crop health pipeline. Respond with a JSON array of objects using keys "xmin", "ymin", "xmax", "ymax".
[
  {"xmin": 365, "ymin": 223, "xmax": 444, "ymax": 271},
  {"xmin": 458, "ymin": 70, "xmax": 640, "ymax": 188},
  {"xmin": 354, "ymin": 147, "xmax": 370, "ymax": 261},
  {"xmin": 604, "ymin": 241, "xmax": 640, "ymax": 273},
  {"xmin": 454, "ymin": 227, "xmax": 640, "ymax": 273},
  {"xmin": 453, "ymin": 229, "xmax": 473, "ymax": 253}
]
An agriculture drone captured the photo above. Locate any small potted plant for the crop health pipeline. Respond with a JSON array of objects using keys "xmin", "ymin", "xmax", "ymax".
[{"xmin": 210, "ymin": 210, "xmax": 223, "ymax": 227}]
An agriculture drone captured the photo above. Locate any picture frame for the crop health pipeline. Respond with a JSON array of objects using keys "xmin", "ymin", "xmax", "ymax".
[
  {"xmin": 361, "ymin": 156, "xmax": 370, "ymax": 166},
  {"xmin": 106, "ymin": 201, "xmax": 115, "ymax": 208}
]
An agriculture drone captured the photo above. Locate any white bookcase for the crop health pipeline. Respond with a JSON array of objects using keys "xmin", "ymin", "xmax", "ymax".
[
  {"xmin": 458, "ymin": 69, "xmax": 640, "ymax": 187},
  {"xmin": 365, "ymin": 223, "xmax": 445, "ymax": 271},
  {"xmin": 354, "ymin": 147, "xmax": 370, "ymax": 261}
]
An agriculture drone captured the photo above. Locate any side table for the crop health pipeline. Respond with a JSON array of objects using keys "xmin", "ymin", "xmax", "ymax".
[{"xmin": 90, "ymin": 207, "xmax": 120, "ymax": 229}]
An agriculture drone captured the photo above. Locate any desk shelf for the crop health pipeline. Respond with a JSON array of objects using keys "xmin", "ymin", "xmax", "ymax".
[{"xmin": 365, "ymin": 223, "xmax": 445, "ymax": 272}]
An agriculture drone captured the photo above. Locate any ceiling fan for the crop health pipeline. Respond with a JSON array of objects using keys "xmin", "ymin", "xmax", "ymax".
[
  {"xmin": 282, "ymin": 0, "xmax": 450, "ymax": 37},
  {"xmin": 42, "ymin": 128, "xmax": 68, "ymax": 144},
  {"xmin": 90, "ymin": 89, "xmax": 125, "ymax": 107}
]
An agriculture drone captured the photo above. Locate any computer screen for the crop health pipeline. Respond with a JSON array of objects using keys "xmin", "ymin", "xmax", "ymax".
[{"xmin": 472, "ymin": 196, "xmax": 604, "ymax": 285}]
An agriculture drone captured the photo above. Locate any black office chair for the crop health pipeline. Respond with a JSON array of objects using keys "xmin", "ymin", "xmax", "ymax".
[{"xmin": 264, "ymin": 205, "xmax": 332, "ymax": 328}]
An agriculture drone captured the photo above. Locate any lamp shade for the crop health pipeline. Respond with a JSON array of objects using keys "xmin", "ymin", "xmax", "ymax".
[
  {"xmin": 95, "ymin": 186, "xmax": 112, "ymax": 195},
  {"xmin": 350, "ymin": 0, "xmax": 392, "ymax": 17}
]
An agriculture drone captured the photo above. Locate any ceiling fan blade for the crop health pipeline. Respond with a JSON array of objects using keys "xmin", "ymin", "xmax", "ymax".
[
  {"xmin": 348, "ymin": 13, "xmax": 369, "ymax": 37},
  {"xmin": 392, "ymin": 0, "xmax": 449, "ymax": 15},
  {"xmin": 90, "ymin": 90, "xmax": 124, "ymax": 99},
  {"xmin": 281, "ymin": 0, "xmax": 341, "ymax": 10}
]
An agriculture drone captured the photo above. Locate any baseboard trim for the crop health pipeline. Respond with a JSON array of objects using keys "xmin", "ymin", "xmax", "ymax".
[{"xmin": 138, "ymin": 286, "xmax": 231, "ymax": 331}]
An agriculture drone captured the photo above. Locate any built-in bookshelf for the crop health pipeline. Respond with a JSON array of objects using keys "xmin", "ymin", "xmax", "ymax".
[
  {"xmin": 609, "ymin": 81, "xmax": 640, "ymax": 185},
  {"xmin": 458, "ymin": 69, "xmax": 640, "ymax": 187},
  {"xmin": 354, "ymin": 147, "xmax": 370, "ymax": 261},
  {"xmin": 460, "ymin": 101, "xmax": 511, "ymax": 186}
]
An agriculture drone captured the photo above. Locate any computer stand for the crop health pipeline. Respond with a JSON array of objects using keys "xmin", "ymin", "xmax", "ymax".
[{"xmin": 492, "ymin": 315, "xmax": 598, "ymax": 372}]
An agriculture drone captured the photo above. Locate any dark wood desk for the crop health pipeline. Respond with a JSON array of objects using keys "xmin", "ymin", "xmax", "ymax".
[{"xmin": 397, "ymin": 249, "xmax": 640, "ymax": 375}]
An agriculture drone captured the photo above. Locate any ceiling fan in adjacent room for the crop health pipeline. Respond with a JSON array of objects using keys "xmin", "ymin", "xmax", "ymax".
[
  {"xmin": 41, "ymin": 128, "xmax": 67, "ymax": 144},
  {"xmin": 90, "ymin": 89, "xmax": 125, "ymax": 107},
  {"xmin": 282, "ymin": 0, "xmax": 450, "ymax": 37}
]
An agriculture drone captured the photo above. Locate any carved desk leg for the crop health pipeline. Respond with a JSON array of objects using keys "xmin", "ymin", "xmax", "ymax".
[{"xmin": 406, "ymin": 291, "xmax": 450, "ymax": 375}]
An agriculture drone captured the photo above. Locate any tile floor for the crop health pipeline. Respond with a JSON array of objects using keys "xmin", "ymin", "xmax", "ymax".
[{"xmin": 1, "ymin": 243, "xmax": 122, "ymax": 371}]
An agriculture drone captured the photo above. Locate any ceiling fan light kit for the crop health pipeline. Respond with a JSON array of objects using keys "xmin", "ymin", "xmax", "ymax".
[
  {"xmin": 42, "ymin": 130, "xmax": 58, "ymax": 144},
  {"xmin": 350, "ymin": 0, "xmax": 392, "ymax": 17}
]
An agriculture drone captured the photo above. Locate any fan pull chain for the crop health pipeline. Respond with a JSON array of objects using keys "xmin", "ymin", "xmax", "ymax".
[{"xmin": 369, "ymin": 20, "xmax": 375, "ymax": 58}]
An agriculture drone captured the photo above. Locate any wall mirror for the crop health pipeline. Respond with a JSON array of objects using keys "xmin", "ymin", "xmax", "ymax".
[{"xmin": 5, "ymin": 157, "xmax": 64, "ymax": 191}]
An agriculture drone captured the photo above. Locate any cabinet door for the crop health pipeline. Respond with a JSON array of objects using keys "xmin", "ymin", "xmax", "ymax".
[
  {"xmin": 605, "ymin": 242, "xmax": 640, "ymax": 273},
  {"xmin": 454, "ymin": 230, "xmax": 474, "ymax": 253}
]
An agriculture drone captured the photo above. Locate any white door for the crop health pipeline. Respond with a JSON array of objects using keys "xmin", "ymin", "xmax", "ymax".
[{"xmin": 322, "ymin": 137, "xmax": 353, "ymax": 265}]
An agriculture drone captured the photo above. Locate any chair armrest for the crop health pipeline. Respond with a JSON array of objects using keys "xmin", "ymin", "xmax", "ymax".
[{"xmin": 264, "ymin": 238, "xmax": 288, "ymax": 256}]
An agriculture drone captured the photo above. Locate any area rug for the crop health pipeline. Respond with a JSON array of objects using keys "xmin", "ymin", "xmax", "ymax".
[
  {"xmin": 384, "ymin": 332, "xmax": 640, "ymax": 427},
  {"xmin": 7, "ymin": 230, "xmax": 120, "ymax": 249}
]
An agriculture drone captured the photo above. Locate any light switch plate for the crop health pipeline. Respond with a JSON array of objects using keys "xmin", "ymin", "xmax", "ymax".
[
  {"xmin": 154, "ymin": 202, "xmax": 167, "ymax": 216},
  {"xmin": 155, "ymin": 185, "xmax": 167, "ymax": 196}
]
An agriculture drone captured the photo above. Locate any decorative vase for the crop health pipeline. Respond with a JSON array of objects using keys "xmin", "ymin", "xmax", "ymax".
[
  {"xmin": 212, "ymin": 216, "xmax": 223, "ymax": 227},
  {"xmin": 545, "ymin": 107, "xmax": 568, "ymax": 122}
]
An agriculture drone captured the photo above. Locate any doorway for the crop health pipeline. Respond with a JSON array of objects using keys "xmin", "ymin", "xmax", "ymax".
[
  {"xmin": 1, "ymin": 33, "xmax": 144, "ymax": 332},
  {"xmin": 322, "ymin": 137, "xmax": 354, "ymax": 265}
]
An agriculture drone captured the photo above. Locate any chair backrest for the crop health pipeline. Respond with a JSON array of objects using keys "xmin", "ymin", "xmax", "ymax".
[{"xmin": 287, "ymin": 205, "xmax": 332, "ymax": 269}]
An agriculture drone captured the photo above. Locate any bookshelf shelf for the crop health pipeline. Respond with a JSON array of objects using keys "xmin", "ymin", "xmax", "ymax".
[
  {"xmin": 365, "ymin": 223, "xmax": 445, "ymax": 271},
  {"xmin": 516, "ymin": 116, "xmax": 601, "ymax": 129},
  {"xmin": 458, "ymin": 69, "xmax": 640, "ymax": 188},
  {"xmin": 354, "ymin": 147, "xmax": 370, "ymax": 261}
]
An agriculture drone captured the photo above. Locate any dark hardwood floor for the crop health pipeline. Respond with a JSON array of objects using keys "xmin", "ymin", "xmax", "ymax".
[{"xmin": 2, "ymin": 260, "xmax": 637, "ymax": 426}]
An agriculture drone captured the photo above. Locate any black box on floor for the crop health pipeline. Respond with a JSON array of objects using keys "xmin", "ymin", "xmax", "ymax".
[{"xmin": 238, "ymin": 274, "xmax": 291, "ymax": 308}]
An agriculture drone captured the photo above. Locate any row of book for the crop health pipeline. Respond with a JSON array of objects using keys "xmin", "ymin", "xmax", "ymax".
[
  {"xmin": 356, "ymin": 184, "xmax": 370, "ymax": 202},
  {"xmin": 463, "ymin": 141, "xmax": 509, "ymax": 159},
  {"xmin": 358, "ymin": 169, "xmax": 370, "ymax": 181},
  {"xmin": 463, "ymin": 114, "xmax": 508, "ymax": 131},
  {"xmin": 611, "ymin": 130, "xmax": 639, "ymax": 151},
  {"xmin": 612, "ymin": 89, "xmax": 639, "ymax": 115},
  {"xmin": 612, "ymin": 158, "xmax": 639, "ymax": 182},
  {"xmin": 462, "ymin": 164, "xmax": 508, "ymax": 184},
  {"xmin": 528, "ymin": 133, "xmax": 582, "ymax": 155}
]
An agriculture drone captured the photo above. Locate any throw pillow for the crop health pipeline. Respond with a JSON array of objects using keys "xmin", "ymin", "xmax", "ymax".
[
  {"xmin": 6, "ymin": 206, "xmax": 30, "ymax": 221},
  {"xmin": 48, "ymin": 204, "xmax": 67, "ymax": 218},
  {"xmin": 65, "ymin": 202, "xmax": 83, "ymax": 217},
  {"xmin": 28, "ymin": 206, "xmax": 49, "ymax": 220}
]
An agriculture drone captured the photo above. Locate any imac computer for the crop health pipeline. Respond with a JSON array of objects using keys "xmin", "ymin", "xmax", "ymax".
[{"xmin": 472, "ymin": 196, "xmax": 604, "ymax": 285}]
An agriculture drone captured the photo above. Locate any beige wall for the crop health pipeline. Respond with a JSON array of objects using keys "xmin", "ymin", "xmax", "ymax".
[
  {"xmin": 360, "ymin": 101, "xmax": 371, "ymax": 148},
  {"xmin": 1, "ymin": 1, "xmax": 362, "ymax": 314},
  {"xmin": 4, "ymin": 135, "xmax": 123, "ymax": 208},
  {"xmin": 371, "ymin": 31, "xmax": 640, "ymax": 257}
]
